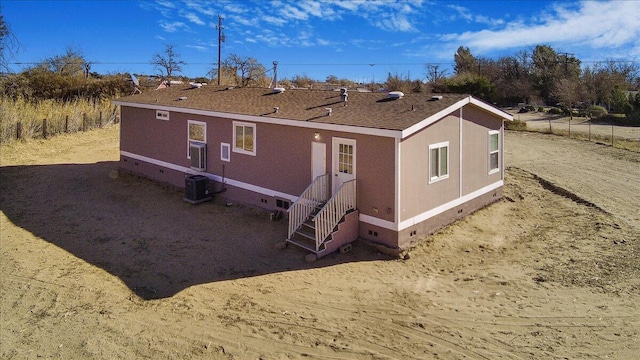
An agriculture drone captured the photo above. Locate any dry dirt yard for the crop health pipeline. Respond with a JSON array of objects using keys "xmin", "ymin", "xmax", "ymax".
[{"xmin": 1, "ymin": 125, "xmax": 639, "ymax": 359}]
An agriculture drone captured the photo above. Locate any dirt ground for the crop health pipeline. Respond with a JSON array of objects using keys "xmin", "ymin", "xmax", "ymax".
[{"xmin": 1, "ymin": 125, "xmax": 639, "ymax": 359}]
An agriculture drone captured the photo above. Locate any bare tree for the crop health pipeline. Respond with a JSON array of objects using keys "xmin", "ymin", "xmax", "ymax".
[
  {"xmin": 41, "ymin": 47, "xmax": 87, "ymax": 77},
  {"xmin": 212, "ymin": 54, "xmax": 267, "ymax": 87},
  {"xmin": 1, "ymin": 14, "xmax": 20, "ymax": 72},
  {"xmin": 151, "ymin": 44, "xmax": 185, "ymax": 80},
  {"xmin": 425, "ymin": 64, "xmax": 447, "ymax": 92}
]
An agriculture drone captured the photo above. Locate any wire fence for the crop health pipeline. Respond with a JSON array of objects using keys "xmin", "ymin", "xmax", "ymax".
[
  {"xmin": 0, "ymin": 98, "xmax": 119, "ymax": 144},
  {"xmin": 519, "ymin": 117, "xmax": 640, "ymax": 152}
]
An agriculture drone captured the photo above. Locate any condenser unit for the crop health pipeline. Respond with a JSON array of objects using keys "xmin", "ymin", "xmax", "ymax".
[{"xmin": 190, "ymin": 142, "xmax": 206, "ymax": 171}]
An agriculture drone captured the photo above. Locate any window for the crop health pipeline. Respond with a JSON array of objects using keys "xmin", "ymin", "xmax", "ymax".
[
  {"xmin": 187, "ymin": 120, "xmax": 206, "ymax": 158},
  {"xmin": 233, "ymin": 122, "xmax": 256, "ymax": 155},
  {"xmin": 156, "ymin": 110, "xmax": 169, "ymax": 121},
  {"xmin": 221, "ymin": 142, "xmax": 230, "ymax": 162},
  {"xmin": 489, "ymin": 131, "xmax": 499, "ymax": 174},
  {"xmin": 429, "ymin": 142, "xmax": 449, "ymax": 183},
  {"xmin": 338, "ymin": 143, "xmax": 354, "ymax": 174}
]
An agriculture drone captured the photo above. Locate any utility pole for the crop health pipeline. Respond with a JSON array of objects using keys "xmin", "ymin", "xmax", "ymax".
[{"xmin": 217, "ymin": 15, "xmax": 225, "ymax": 85}]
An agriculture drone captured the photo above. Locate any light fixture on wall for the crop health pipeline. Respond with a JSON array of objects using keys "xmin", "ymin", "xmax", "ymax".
[{"xmin": 314, "ymin": 132, "xmax": 320, "ymax": 140}]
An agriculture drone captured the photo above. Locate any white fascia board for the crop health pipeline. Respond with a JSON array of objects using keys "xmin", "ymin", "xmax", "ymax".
[
  {"xmin": 401, "ymin": 97, "xmax": 471, "ymax": 139},
  {"xmin": 114, "ymin": 101, "xmax": 402, "ymax": 139},
  {"xmin": 469, "ymin": 97, "xmax": 514, "ymax": 121},
  {"xmin": 399, "ymin": 96, "xmax": 514, "ymax": 139},
  {"xmin": 120, "ymin": 150, "xmax": 298, "ymax": 202}
]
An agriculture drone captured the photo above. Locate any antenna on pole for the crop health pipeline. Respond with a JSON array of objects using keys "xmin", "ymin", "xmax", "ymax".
[
  {"xmin": 217, "ymin": 14, "xmax": 225, "ymax": 86},
  {"xmin": 272, "ymin": 61, "xmax": 278, "ymax": 88}
]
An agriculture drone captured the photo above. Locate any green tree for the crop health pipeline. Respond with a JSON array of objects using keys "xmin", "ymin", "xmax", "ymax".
[
  {"xmin": 446, "ymin": 73, "xmax": 496, "ymax": 102},
  {"xmin": 453, "ymin": 46, "xmax": 478, "ymax": 74}
]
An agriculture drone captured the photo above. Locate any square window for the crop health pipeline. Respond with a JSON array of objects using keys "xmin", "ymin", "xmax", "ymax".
[
  {"xmin": 233, "ymin": 122, "xmax": 256, "ymax": 156},
  {"xmin": 429, "ymin": 142, "xmax": 449, "ymax": 183}
]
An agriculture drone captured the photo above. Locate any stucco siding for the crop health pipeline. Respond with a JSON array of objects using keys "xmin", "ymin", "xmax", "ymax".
[{"xmin": 399, "ymin": 112, "xmax": 461, "ymax": 221}]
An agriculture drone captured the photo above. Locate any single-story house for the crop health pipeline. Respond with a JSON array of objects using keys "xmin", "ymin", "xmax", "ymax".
[{"xmin": 114, "ymin": 85, "xmax": 513, "ymax": 257}]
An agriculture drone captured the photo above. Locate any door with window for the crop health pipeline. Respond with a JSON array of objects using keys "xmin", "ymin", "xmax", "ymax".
[{"xmin": 332, "ymin": 138, "xmax": 356, "ymax": 194}]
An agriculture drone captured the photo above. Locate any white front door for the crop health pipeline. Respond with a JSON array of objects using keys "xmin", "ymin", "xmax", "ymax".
[
  {"xmin": 332, "ymin": 137, "xmax": 356, "ymax": 195},
  {"xmin": 311, "ymin": 141, "xmax": 326, "ymax": 181}
]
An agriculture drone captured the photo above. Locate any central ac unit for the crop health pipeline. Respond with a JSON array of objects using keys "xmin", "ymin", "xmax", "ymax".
[{"xmin": 190, "ymin": 142, "xmax": 206, "ymax": 171}]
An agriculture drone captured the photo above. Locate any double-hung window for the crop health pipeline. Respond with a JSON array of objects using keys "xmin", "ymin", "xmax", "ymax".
[
  {"xmin": 489, "ymin": 131, "xmax": 499, "ymax": 174},
  {"xmin": 233, "ymin": 121, "xmax": 256, "ymax": 156},
  {"xmin": 187, "ymin": 120, "xmax": 206, "ymax": 158},
  {"xmin": 429, "ymin": 142, "xmax": 449, "ymax": 183}
]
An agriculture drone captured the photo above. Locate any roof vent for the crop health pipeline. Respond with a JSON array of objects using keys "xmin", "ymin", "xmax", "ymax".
[
  {"xmin": 326, "ymin": 108, "xmax": 332, "ymax": 116},
  {"xmin": 272, "ymin": 87, "xmax": 285, "ymax": 94},
  {"xmin": 431, "ymin": 95, "xmax": 443, "ymax": 101},
  {"xmin": 340, "ymin": 88, "xmax": 348, "ymax": 102},
  {"xmin": 388, "ymin": 91, "xmax": 404, "ymax": 99},
  {"xmin": 178, "ymin": 96, "xmax": 187, "ymax": 101}
]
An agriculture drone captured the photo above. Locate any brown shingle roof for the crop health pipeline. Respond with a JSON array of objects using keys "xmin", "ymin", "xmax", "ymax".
[{"xmin": 116, "ymin": 85, "xmax": 472, "ymax": 131}]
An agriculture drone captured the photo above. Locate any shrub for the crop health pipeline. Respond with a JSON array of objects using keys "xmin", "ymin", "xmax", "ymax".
[
  {"xmin": 525, "ymin": 105, "xmax": 536, "ymax": 111},
  {"xmin": 537, "ymin": 106, "xmax": 545, "ymax": 112},
  {"xmin": 589, "ymin": 105, "xmax": 608, "ymax": 119},
  {"xmin": 548, "ymin": 107, "xmax": 563, "ymax": 115},
  {"xmin": 506, "ymin": 119, "xmax": 527, "ymax": 131}
]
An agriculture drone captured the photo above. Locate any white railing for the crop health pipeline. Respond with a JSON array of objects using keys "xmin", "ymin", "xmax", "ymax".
[
  {"xmin": 313, "ymin": 179, "xmax": 356, "ymax": 250},
  {"xmin": 287, "ymin": 173, "xmax": 329, "ymax": 239}
]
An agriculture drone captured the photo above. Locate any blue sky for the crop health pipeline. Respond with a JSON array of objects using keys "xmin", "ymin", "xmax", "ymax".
[{"xmin": 3, "ymin": 0, "xmax": 640, "ymax": 83}]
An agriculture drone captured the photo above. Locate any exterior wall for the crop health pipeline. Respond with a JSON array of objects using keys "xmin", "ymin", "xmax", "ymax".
[
  {"xmin": 461, "ymin": 105, "xmax": 504, "ymax": 194},
  {"xmin": 399, "ymin": 111, "xmax": 462, "ymax": 221},
  {"xmin": 119, "ymin": 106, "xmax": 396, "ymax": 220},
  {"xmin": 397, "ymin": 187, "xmax": 502, "ymax": 249},
  {"xmin": 395, "ymin": 104, "xmax": 505, "ymax": 250}
]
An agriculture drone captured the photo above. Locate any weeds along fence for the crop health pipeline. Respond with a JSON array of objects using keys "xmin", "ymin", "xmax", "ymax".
[
  {"xmin": 0, "ymin": 97, "xmax": 119, "ymax": 144},
  {"xmin": 510, "ymin": 117, "xmax": 640, "ymax": 152}
]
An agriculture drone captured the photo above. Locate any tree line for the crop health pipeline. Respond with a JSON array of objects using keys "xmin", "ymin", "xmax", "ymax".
[{"xmin": 2, "ymin": 11, "xmax": 639, "ymax": 123}]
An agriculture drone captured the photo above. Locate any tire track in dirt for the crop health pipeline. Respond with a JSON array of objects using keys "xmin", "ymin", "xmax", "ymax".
[{"xmin": 505, "ymin": 131, "xmax": 640, "ymax": 231}]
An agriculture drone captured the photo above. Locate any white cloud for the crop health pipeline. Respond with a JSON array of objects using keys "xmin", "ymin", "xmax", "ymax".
[
  {"xmin": 160, "ymin": 21, "xmax": 188, "ymax": 33},
  {"xmin": 186, "ymin": 44, "xmax": 207, "ymax": 52},
  {"xmin": 440, "ymin": 1, "xmax": 640, "ymax": 54},
  {"xmin": 182, "ymin": 12, "xmax": 205, "ymax": 26}
]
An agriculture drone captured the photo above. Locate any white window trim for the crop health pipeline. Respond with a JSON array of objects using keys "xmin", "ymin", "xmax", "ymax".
[
  {"xmin": 187, "ymin": 120, "xmax": 207, "ymax": 159},
  {"xmin": 429, "ymin": 141, "xmax": 449, "ymax": 184},
  {"xmin": 233, "ymin": 121, "xmax": 256, "ymax": 156},
  {"xmin": 221, "ymin": 142, "xmax": 231, "ymax": 162},
  {"xmin": 488, "ymin": 130, "xmax": 500, "ymax": 175},
  {"xmin": 156, "ymin": 110, "xmax": 170, "ymax": 121}
]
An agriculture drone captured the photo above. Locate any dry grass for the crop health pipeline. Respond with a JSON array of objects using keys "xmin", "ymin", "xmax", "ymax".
[{"xmin": 0, "ymin": 97, "xmax": 118, "ymax": 143}]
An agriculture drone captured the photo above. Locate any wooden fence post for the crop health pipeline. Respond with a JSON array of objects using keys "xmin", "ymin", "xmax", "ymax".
[
  {"xmin": 43, "ymin": 118, "xmax": 48, "ymax": 139},
  {"xmin": 65, "ymin": 115, "xmax": 69, "ymax": 133},
  {"xmin": 588, "ymin": 122, "xmax": 591, "ymax": 141},
  {"xmin": 548, "ymin": 119, "xmax": 552, "ymax": 133},
  {"xmin": 83, "ymin": 113, "xmax": 87, "ymax": 132},
  {"xmin": 568, "ymin": 118, "xmax": 571, "ymax": 138},
  {"xmin": 16, "ymin": 122, "xmax": 23, "ymax": 140},
  {"xmin": 99, "ymin": 111, "xmax": 103, "ymax": 128}
]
